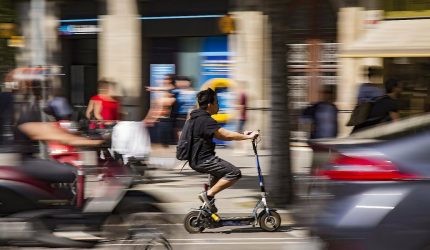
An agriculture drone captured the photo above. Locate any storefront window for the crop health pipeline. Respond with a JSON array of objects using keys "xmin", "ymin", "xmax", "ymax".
[
  {"xmin": 384, "ymin": 0, "xmax": 430, "ymax": 18},
  {"xmin": 288, "ymin": 41, "xmax": 339, "ymax": 140},
  {"xmin": 384, "ymin": 57, "xmax": 430, "ymax": 116},
  {"xmin": 384, "ymin": 0, "xmax": 430, "ymax": 11}
]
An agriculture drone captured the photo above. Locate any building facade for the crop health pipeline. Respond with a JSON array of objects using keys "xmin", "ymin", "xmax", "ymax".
[{"xmin": 338, "ymin": 0, "xmax": 430, "ymax": 135}]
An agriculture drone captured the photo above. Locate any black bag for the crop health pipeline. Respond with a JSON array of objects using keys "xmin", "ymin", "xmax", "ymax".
[
  {"xmin": 176, "ymin": 118, "xmax": 203, "ymax": 167},
  {"xmin": 347, "ymin": 97, "xmax": 382, "ymax": 126},
  {"xmin": 176, "ymin": 119, "xmax": 194, "ymax": 161}
]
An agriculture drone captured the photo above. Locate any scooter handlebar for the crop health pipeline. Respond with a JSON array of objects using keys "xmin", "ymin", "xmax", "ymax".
[
  {"xmin": 245, "ymin": 130, "xmax": 260, "ymax": 141},
  {"xmin": 247, "ymin": 130, "xmax": 260, "ymax": 154}
]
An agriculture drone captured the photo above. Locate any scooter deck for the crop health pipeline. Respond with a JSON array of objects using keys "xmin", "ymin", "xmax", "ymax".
[
  {"xmin": 220, "ymin": 216, "xmax": 254, "ymax": 221},
  {"xmin": 219, "ymin": 216, "xmax": 255, "ymax": 226}
]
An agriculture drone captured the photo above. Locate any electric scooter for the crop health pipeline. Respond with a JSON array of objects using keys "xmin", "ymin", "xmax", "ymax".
[{"xmin": 184, "ymin": 135, "xmax": 282, "ymax": 233}]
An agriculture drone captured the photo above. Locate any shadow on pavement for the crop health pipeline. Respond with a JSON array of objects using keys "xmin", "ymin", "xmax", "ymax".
[{"xmin": 201, "ymin": 225, "xmax": 293, "ymax": 234}]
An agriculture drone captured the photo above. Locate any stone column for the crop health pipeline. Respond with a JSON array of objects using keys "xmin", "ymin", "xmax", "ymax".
[
  {"xmin": 337, "ymin": 7, "xmax": 365, "ymax": 136},
  {"xmin": 229, "ymin": 11, "xmax": 269, "ymax": 149},
  {"xmin": 99, "ymin": 0, "xmax": 142, "ymax": 120}
]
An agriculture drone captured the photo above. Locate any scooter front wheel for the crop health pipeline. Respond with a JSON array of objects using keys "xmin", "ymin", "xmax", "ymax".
[
  {"xmin": 184, "ymin": 211, "xmax": 205, "ymax": 234},
  {"xmin": 259, "ymin": 211, "xmax": 281, "ymax": 232}
]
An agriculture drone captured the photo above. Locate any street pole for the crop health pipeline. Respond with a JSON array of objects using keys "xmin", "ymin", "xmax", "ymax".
[
  {"xmin": 30, "ymin": 0, "xmax": 48, "ymax": 159},
  {"xmin": 30, "ymin": 0, "xmax": 46, "ymax": 67},
  {"xmin": 266, "ymin": 0, "xmax": 293, "ymax": 205}
]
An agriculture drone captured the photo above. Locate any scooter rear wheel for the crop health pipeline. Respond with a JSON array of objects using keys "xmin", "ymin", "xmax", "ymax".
[
  {"xmin": 259, "ymin": 211, "xmax": 281, "ymax": 232},
  {"xmin": 184, "ymin": 211, "xmax": 205, "ymax": 234}
]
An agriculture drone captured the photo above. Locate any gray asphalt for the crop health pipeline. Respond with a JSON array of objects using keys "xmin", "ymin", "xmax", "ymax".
[
  {"xmin": 101, "ymin": 224, "xmax": 321, "ymax": 250},
  {"xmin": 19, "ymin": 225, "xmax": 321, "ymax": 250}
]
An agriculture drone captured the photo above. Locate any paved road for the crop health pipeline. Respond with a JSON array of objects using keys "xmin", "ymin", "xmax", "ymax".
[
  {"xmin": 21, "ymin": 226, "xmax": 321, "ymax": 250},
  {"xmin": 101, "ymin": 224, "xmax": 322, "ymax": 250},
  {"xmin": 167, "ymin": 225, "xmax": 320, "ymax": 250}
]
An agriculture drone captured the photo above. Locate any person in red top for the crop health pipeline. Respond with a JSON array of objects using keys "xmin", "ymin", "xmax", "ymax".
[
  {"xmin": 86, "ymin": 80, "xmax": 119, "ymax": 122},
  {"xmin": 237, "ymin": 90, "xmax": 247, "ymax": 133}
]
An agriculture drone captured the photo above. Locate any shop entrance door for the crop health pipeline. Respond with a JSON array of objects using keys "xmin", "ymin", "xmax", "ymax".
[{"xmin": 70, "ymin": 65, "xmax": 98, "ymax": 106}]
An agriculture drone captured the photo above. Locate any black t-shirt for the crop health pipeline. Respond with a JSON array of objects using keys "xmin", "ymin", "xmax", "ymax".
[
  {"xmin": 15, "ymin": 103, "xmax": 42, "ymax": 154},
  {"xmin": 189, "ymin": 109, "xmax": 221, "ymax": 165},
  {"xmin": 368, "ymin": 95, "xmax": 398, "ymax": 122}
]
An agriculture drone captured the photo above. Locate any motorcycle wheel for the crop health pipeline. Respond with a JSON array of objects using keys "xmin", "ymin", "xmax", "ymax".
[
  {"xmin": 119, "ymin": 233, "xmax": 172, "ymax": 250},
  {"xmin": 103, "ymin": 197, "xmax": 167, "ymax": 241},
  {"xmin": 184, "ymin": 211, "xmax": 205, "ymax": 234}
]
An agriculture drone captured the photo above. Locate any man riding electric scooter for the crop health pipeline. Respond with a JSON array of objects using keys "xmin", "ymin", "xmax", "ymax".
[
  {"xmin": 181, "ymin": 89, "xmax": 280, "ymax": 234},
  {"xmin": 184, "ymin": 88, "xmax": 259, "ymax": 213}
]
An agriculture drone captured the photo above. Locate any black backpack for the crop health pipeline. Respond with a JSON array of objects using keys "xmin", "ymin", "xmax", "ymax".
[
  {"xmin": 176, "ymin": 117, "xmax": 203, "ymax": 168},
  {"xmin": 347, "ymin": 96, "xmax": 384, "ymax": 127}
]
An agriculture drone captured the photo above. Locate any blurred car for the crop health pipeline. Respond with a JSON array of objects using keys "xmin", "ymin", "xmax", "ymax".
[{"xmin": 302, "ymin": 114, "xmax": 430, "ymax": 250}]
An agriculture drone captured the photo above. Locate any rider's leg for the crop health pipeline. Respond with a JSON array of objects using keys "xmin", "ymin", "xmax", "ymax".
[
  {"xmin": 197, "ymin": 158, "xmax": 241, "ymax": 212},
  {"xmin": 207, "ymin": 178, "xmax": 238, "ymax": 197},
  {"xmin": 202, "ymin": 158, "xmax": 242, "ymax": 197},
  {"xmin": 209, "ymin": 175, "xmax": 219, "ymax": 189}
]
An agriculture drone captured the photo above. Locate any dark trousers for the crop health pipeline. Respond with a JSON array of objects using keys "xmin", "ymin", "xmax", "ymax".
[
  {"xmin": 158, "ymin": 118, "xmax": 175, "ymax": 146},
  {"xmin": 20, "ymin": 156, "xmax": 77, "ymax": 183}
]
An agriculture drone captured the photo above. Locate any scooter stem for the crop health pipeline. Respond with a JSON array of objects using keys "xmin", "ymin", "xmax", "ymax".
[
  {"xmin": 252, "ymin": 140, "xmax": 266, "ymax": 194},
  {"xmin": 252, "ymin": 139, "xmax": 258, "ymax": 155}
]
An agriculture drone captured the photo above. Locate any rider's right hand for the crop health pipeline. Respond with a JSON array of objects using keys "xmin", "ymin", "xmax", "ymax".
[{"xmin": 244, "ymin": 131, "xmax": 259, "ymax": 140}]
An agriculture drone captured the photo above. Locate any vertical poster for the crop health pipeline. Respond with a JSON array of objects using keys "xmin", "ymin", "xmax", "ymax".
[
  {"xmin": 150, "ymin": 64, "xmax": 175, "ymax": 101},
  {"xmin": 200, "ymin": 37, "xmax": 237, "ymax": 145}
]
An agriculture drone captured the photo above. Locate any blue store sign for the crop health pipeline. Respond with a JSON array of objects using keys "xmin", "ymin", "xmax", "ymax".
[{"xmin": 200, "ymin": 37, "xmax": 238, "ymax": 145}]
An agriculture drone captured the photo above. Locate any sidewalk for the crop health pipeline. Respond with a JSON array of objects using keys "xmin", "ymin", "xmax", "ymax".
[{"xmin": 138, "ymin": 146, "xmax": 294, "ymax": 224}]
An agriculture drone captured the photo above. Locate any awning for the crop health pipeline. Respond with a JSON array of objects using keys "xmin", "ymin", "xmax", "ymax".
[
  {"xmin": 3, "ymin": 67, "xmax": 52, "ymax": 90},
  {"xmin": 6, "ymin": 67, "xmax": 49, "ymax": 81},
  {"xmin": 339, "ymin": 19, "xmax": 430, "ymax": 58}
]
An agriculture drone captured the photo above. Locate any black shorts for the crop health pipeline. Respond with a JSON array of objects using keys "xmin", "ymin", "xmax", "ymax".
[{"xmin": 192, "ymin": 157, "xmax": 242, "ymax": 181}]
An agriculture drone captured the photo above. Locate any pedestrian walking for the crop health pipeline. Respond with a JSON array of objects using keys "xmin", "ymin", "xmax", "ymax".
[
  {"xmin": 302, "ymin": 87, "xmax": 338, "ymax": 139},
  {"xmin": 144, "ymin": 74, "xmax": 176, "ymax": 148},
  {"xmin": 86, "ymin": 79, "xmax": 120, "ymax": 122},
  {"xmin": 353, "ymin": 78, "xmax": 402, "ymax": 132},
  {"xmin": 357, "ymin": 66, "xmax": 385, "ymax": 103},
  {"xmin": 171, "ymin": 76, "xmax": 196, "ymax": 140}
]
